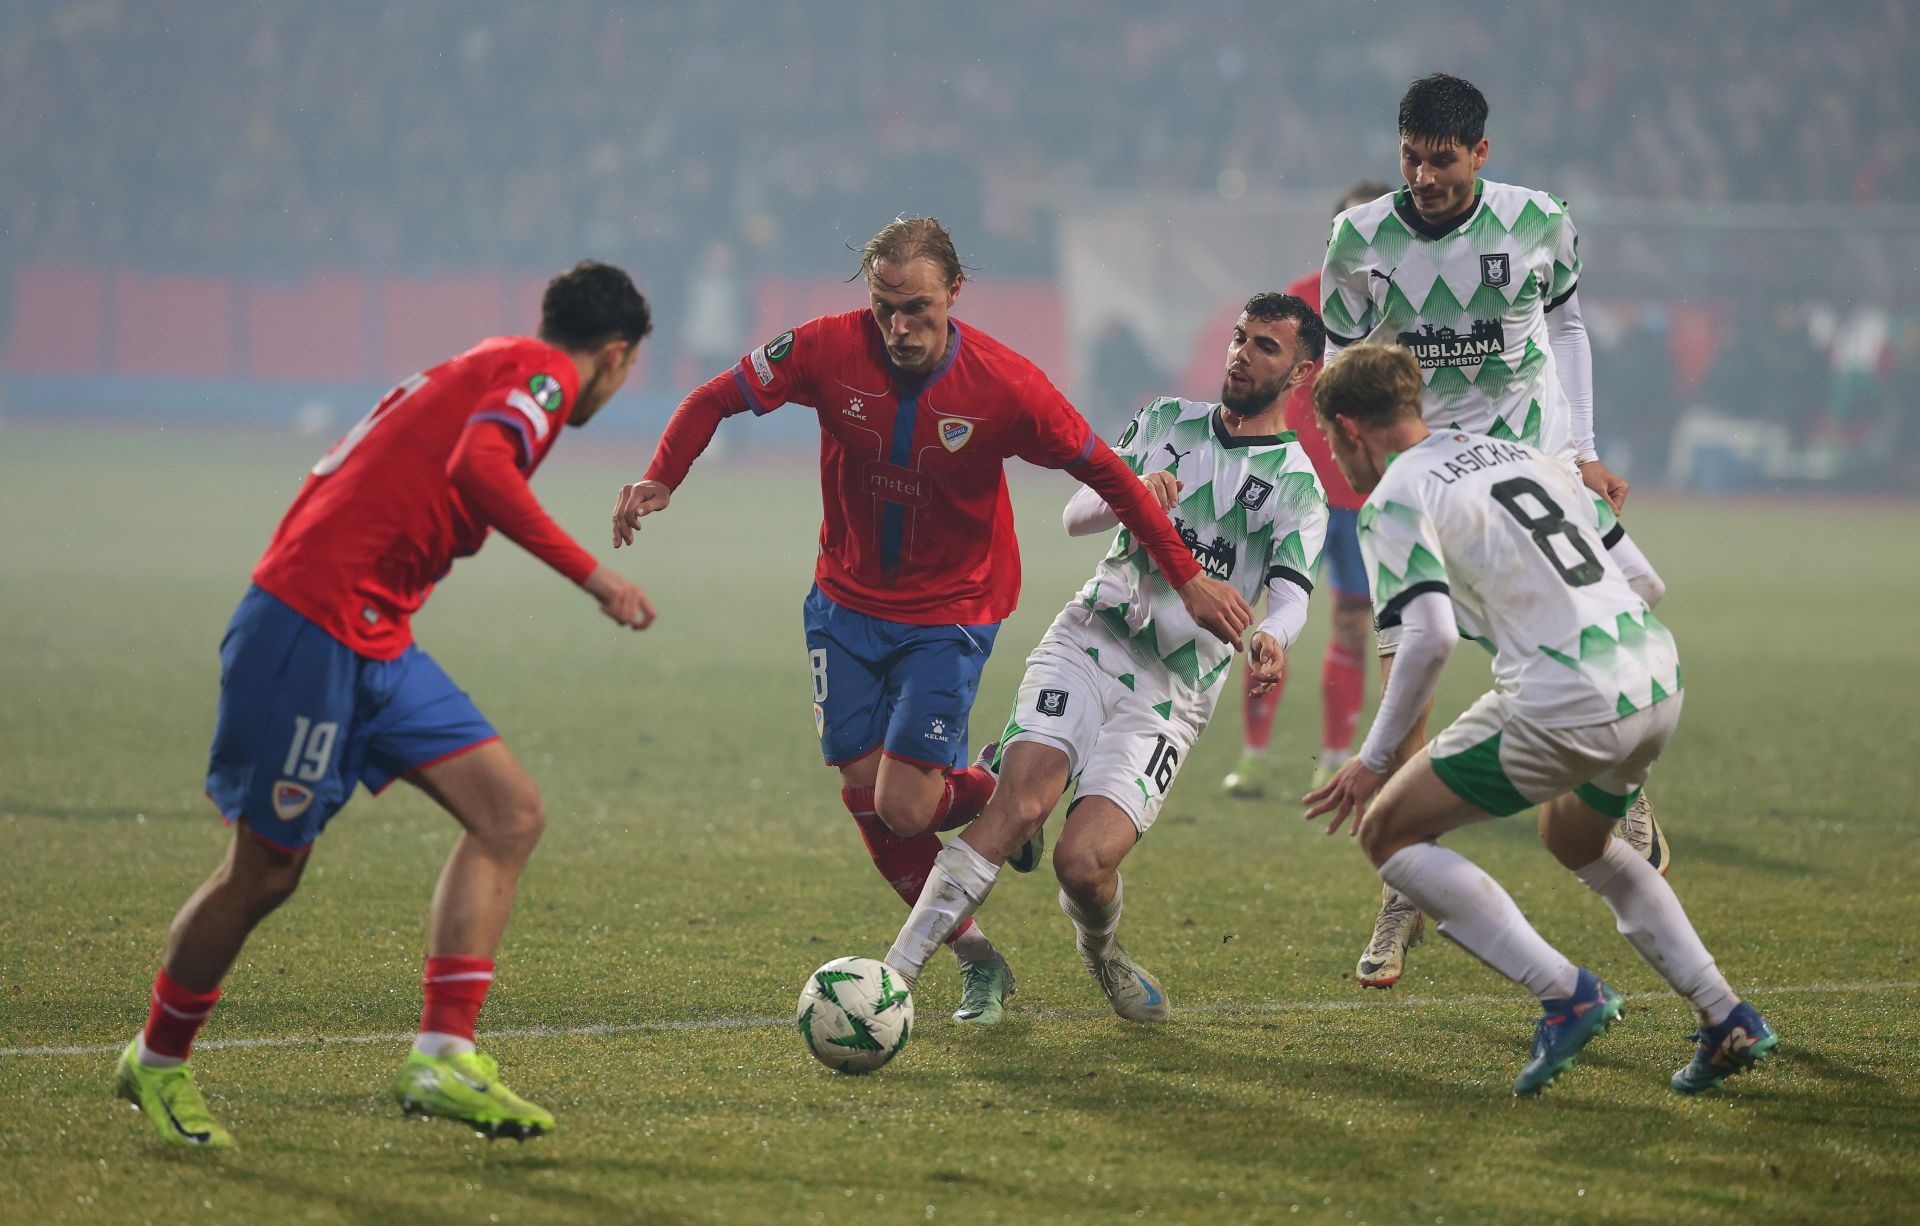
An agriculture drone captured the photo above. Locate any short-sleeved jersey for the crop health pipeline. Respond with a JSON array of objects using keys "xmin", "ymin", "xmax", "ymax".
[
  {"xmin": 1321, "ymin": 181, "xmax": 1582, "ymax": 461},
  {"xmin": 732, "ymin": 310, "xmax": 1099, "ymax": 625},
  {"xmin": 1360, "ymin": 430, "xmax": 1680, "ymax": 729},
  {"xmin": 1074, "ymin": 397, "xmax": 1328, "ymax": 693},
  {"xmin": 253, "ymin": 336, "xmax": 581, "ymax": 660},
  {"xmin": 1278, "ymin": 269, "xmax": 1365, "ymax": 510}
]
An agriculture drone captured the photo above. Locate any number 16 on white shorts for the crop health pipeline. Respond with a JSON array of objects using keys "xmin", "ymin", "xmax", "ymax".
[{"xmin": 999, "ymin": 626, "xmax": 1206, "ymax": 837}]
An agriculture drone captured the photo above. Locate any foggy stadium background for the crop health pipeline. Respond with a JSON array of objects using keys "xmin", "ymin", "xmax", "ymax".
[{"xmin": 2, "ymin": 0, "xmax": 1916, "ymax": 488}]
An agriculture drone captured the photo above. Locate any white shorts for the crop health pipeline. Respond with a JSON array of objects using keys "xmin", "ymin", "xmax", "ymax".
[
  {"xmin": 1427, "ymin": 689, "xmax": 1682, "ymax": 818},
  {"xmin": 996, "ymin": 606, "xmax": 1216, "ymax": 836}
]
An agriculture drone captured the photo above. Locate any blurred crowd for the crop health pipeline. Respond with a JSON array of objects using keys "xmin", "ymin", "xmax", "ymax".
[
  {"xmin": 3, "ymin": 0, "xmax": 1916, "ymax": 487},
  {"xmin": 5, "ymin": 0, "xmax": 1914, "ymax": 276}
]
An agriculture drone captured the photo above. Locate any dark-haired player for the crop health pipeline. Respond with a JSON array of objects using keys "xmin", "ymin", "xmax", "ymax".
[
  {"xmin": 614, "ymin": 218, "xmax": 1250, "ymax": 1025},
  {"xmin": 1224, "ymin": 181, "xmax": 1389, "ymax": 803},
  {"xmin": 882, "ymin": 294, "xmax": 1327, "ymax": 1024},
  {"xmin": 114, "ymin": 261, "xmax": 656, "ymax": 1147},
  {"xmin": 1319, "ymin": 74, "xmax": 1664, "ymax": 989}
]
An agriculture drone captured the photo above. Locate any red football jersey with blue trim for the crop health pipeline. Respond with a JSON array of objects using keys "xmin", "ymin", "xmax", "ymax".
[
  {"xmin": 253, "ymin": 336, "xmax": 585, "ymax": 659},
  {"xmin": 1279, "ymin": 270, "xmax": 1365, "ymax": 511},
  {"xmin": 733, "ymin": 310, "xmax": 1097, "ymax": 625}
]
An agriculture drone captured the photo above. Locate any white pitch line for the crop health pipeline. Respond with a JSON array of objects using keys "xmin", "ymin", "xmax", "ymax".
[{"xmin": 3, "ymin": 979, "xmax": 1911, "ymax": 1060}]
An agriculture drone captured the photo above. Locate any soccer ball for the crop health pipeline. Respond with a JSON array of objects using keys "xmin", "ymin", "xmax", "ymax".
[{"xmin": 795, "ymin": 956, "xmax": 914, "ymax": 1074}]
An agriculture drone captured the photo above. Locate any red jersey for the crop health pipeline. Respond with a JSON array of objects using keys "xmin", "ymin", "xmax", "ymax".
[
  {"xmin": 1279, "ymin": 270, "xmax": 1364, "ymax": 510},
  {"xmin": 253, "ymin": 336, "xmax": 599, "ymax": 659},
  {"xmin": 646, "ymin": 310, "xmax": 1200, "ymax": 625}
]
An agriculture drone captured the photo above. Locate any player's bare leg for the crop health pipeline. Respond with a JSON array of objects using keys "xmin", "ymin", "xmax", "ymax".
[
  {"xmin": 1354, "ymin": 752, "xmax": 1622, "ymax": 1095},
  {"xmin": 392, "ymin": 741, "xmax": 554, "ymax": 1137},
  {"xmin": 1355, "ymin": 648, "xmax": 1433, "ymax": 988},
  {"xmin": 408, "ymin": 742, "xmax": 546, "ymax": 958},
  {"xmin": 885, "ymin": 740, "xmax": 1071, "ymax": 990},
  {"xmin": 162, "ymin": 825, "xmax": 312, "ymax": 993},
  {"xmin": 115, "ymin": 822, "xmax": 310, "ymax": 1148},
  {"xmin": 840, "ymin": 750, "xmax": 1012, "ymax": 1019},
  {"xmin": 1053, "ymin": 798, "xmax": 1167, "ymax": 1022}
]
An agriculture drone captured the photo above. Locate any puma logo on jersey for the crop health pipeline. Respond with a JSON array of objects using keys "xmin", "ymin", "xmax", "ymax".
[
  {"xmin": 1369, "ymin": 266, "xmax": 1398, "ymax": 296},
  {"xmin": 1162, "ymin": 443, "xmax": 1191, "ymax": 471}
]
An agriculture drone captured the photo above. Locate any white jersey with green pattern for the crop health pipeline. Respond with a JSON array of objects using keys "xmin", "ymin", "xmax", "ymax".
[
  {"xmin": 1073, "ymin": 397, "xmax": 1328, "ymax": 693},
  {"xmin": 1361, "ymin": 430, "xmax": 1679, "ymax": 729},
  {"xmin": 1321, "ymin": 180, "xmax": 1582, "ymax": 461}
]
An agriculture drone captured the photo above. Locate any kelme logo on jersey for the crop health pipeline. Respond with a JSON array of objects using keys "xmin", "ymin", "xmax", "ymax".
[
  {"xmin": 1236, "ymin": 475, "xmax": 1273, "ymax": 511},
  {"xmin": 1480, "ymin": 253, "xmax": 1511, "ymax": 288},
  {"xmin": 273, "ymin": 781, "xmax": 315, "ymax": 821},
  {"xmin": 1397, "ymin": 319, "xmax": 1506, "ymax": 369},
  {"xmin": 528, "ymin": 373, "xmax": 565, "ymax": 413},
  {"xmin": 938, "ymin": 418, "xmax": 974, "ymax": 452}
]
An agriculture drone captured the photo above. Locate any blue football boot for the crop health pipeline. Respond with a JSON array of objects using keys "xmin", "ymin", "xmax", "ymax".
[
  {"xmin": 1672, "ymin": 1001, "xmax": 1778, "ymax": 1093},
  {"xmin": 1513, "ymin": 968, "xmax": 1624, "ymax": 1097}
]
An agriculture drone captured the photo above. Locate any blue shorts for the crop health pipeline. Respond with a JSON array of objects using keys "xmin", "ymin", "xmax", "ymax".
[
  {"xmin": 1322, "ymin": 506, "xmax": 1368, "ymax": 598},
  {"xmin": 205, "ymin": 586, "xmax": 499, "ymax": 850},
  {"xmin": 802, "ymin": 585, "xmax": 999, "ymax": 771}
]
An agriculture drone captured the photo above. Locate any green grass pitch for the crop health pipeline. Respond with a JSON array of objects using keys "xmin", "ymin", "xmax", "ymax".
[{"xmin": 2, "ymin": 427, "xmax": 1916, "ymax": 1224}]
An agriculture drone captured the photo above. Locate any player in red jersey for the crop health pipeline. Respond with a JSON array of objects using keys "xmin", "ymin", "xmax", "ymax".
[
  {"xmin": 613, "ymin": 218, "xmax": 1251, "ymax": 1024},
  {"xmin": 1222, "ymin": 184, "xmax": 1390, "ymax": 804},
  {"xmin": 113, "ymin": 262, "xmax": 655, "ymax": 1149}
]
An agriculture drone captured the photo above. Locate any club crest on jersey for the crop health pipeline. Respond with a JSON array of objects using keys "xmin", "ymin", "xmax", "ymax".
[
  {"xmin": 528, "ymin": 373, "xmax": 565, "ymax": 413},
  {"xmin": 272, "ymin": 781, "xmax": 315, "ymax": 821},
  {"xmin": 1236, "ymin": 475, "xmax": 1274, "ymax": 511},
  {"xmin": 1037, "ymin": 688, "xmax": 1069, "ymax": 717},
  {"xmin": 813, "ymin": 702, "xmax": 825, "ymax": 738},
  {"xmin": 938, "ymin": 418, "xmax": 974, "ymax": 452},
  {"xmin": 1480, "ymin": 253, "xmax": 1511, "ymax": 288}
]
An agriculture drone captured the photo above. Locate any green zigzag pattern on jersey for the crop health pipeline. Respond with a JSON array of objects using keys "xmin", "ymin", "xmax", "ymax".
[
  {"xmin": 1325, "ymin": 195, "xmax": 1571, "ymax": 335},
  {"xmin": 1469, "ymin": 339, "xmax": 1548, "ymax": 402},
  {"xmin": 1371, "ymin": 542, "xmax": 1448, "ymax": 606},
  {"xmin": 1484, "ymin": 399, "xmax": 1545, "ymax": 448},
  {"xmin": 1356, "ymin": 497, "xmax": 1422, "ymax": 535},
  {"xmin": 1538, "ymin": 608, "xmax": 1683, "ymax": 712},
  {"xmin": 1591, "ymin": 495, "xmax": 1618, "ymax": 538}
]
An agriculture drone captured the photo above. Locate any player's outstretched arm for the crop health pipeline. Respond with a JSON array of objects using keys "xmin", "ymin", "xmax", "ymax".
[
  {"xmin": 1060, "ymin": 469, "xmax": 1179, "ymax": 537},
  {"xmin": 582, "ymin": 565, "xmax": 656, "ymax": 630},
  {"xmin": 1304, "ymin": 589, "xmax": 1455, "ymax": 835},
  {"xmin": 611, "ymin": 480, "xmax": 672, "ymax": 548}
]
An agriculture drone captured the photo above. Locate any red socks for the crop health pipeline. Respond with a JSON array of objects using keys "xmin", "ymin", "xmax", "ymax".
[
  {"xmin": 141, "ymin": 969, "xmax": 221, "ymax": 1061},
  {"xmin": 1321, "ymin": 643, "xmax": 1366, "ymax": 757},
  {"xmin": 843, "ymin": 786, "xmax": 977, "ymax": 942},
  {"xmin": 420, "ymin": 955, "xmax": 495, "ymax": 1042},
  {"xmin": 933, "ymin": 765, "xmax": 995, "ymax": 832},
  {"xmin": 1241, "ymin": 663, "xmax": 1283, "ymax": 750}
]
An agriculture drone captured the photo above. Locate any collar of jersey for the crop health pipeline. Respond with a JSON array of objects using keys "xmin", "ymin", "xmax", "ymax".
[
  {"xmin": 1210, "ymin": 406, "xmax": 1295, "ymax": 450},
  {"xmin": 888, "ymin": 321, "xmax": 963, "ymax": 396},
  {"xmin": 1393, "ymin": 179, "xmax": 1483, "ymax": 240}
]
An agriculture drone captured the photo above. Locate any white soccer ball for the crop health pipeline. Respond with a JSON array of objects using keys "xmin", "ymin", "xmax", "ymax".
[{"xmin": 795, "ymin": 956, "xmax": 914, "ymax": 1074}]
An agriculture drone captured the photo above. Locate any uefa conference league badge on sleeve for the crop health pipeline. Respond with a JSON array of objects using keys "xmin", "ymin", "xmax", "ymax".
[
  {"xmin": 528, "ymin": 373, "xmax": 565, "ymax": 414},
  {"xmin": 750, "ymin": 330, "xmax": 795, "ymax": 388}
]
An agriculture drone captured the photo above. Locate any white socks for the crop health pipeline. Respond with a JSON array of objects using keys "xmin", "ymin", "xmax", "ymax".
[
  {"xmin": 1060, "ymin": 874, "xmax": 1124, "ymax": 955},
  {"xmin": 1380, "ymin": 843, "xmax": 1580, "ymax": 1002},
  {"xmin": 1575, "ymin": 838, "xmax": 1738, "ymax": 1025},
  {"xmin": 412, "ymin": 1031, "xmax": 477, "ymax": 1058},
  {"xmin": 885, "ymin": 839, "xmax": 1000, "ymax": 988}
]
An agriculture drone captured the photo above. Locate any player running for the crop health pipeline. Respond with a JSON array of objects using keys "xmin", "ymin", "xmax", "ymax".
[
  {"xmin": 882, "ymin": 293, "xmax": 1328, "ymax": 1022},
  {"xmin": 613, "ymin": 218, "xmax": 1250, "ymax": 1025},
  {"xmin": 113, "ymin": 262, "xmax": 656, "ymax": 1148},
  {"xmin": 1319, "ymin": 73, "xmax": 1664, "ymax": 987},
  {"xmin": 1304, "ymin": 344, "xmax": 1776, "ymax": 1095},
  {"xmin": 1223, "ymin": 182, "xmax": 1388, "ymax": 802}
]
